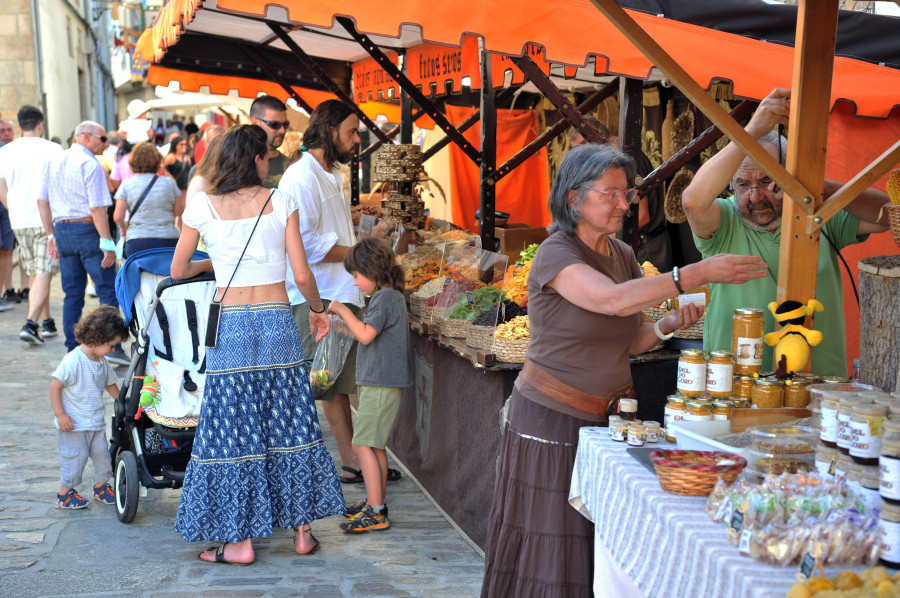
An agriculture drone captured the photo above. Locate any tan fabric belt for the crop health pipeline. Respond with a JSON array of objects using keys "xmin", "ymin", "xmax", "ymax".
[
  {"xmin": 520, "ymin": 358, "xmax": 634, "ymax": 419},
  {"xmin": 57, "ymin": 217, "xmax": 93, "ymax": 224}
]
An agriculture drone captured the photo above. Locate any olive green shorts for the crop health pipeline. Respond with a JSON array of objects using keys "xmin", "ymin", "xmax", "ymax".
[
  {"xmin": 352, "ymin": 385, "xmax": 403, "ymax": 450},
  {"xmin": 292, "ymin": 301, "xmax": 361, "ymax": 401}
]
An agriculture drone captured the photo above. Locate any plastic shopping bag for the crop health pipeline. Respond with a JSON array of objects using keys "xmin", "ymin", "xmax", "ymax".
[{"xmin": 309, "ymin": 314, "xmax": 354, "ymax": 396}]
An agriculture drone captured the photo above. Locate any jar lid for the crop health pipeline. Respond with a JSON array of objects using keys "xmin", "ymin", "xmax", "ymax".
[
  {"xmin": 884, "ymin": 419, "xmax": 900, "ymax": 434},
  {"xmin": 852, "ymin": 404, "xmax": 888, "ymax": 418},
  {"xmin": 786, "ymin": 379, "xmax": 810, "ymax": 388},
  {"xmin": 820, "ymin": 376, "xmax": 851, "ymax": 384},
  {"xmin": 881, "ymin": 499, "xmax": 900, "ymax": 520},
  {"xmin": 666, "ymin": 396, "xmax": 686, "ymax": 405},
  {"xmin": 685, "ymin": 400, "xmax": 711, "ymax": 409},
  {"xmin": 627, "ymin": 424, "xmax": 644, "ymax": 431},
  {"xmin": 680, "ymin": 349, "xmax": 705, "ymax": 357},
  {"xmin": 861, "ymin": 466, "xmax": 880, "ymax": 487},
  {"xmin": 815, "ymin": 445, "xmax": 837, "ymax": 457},
  {"xmin": 643, "ymin": 421, "xmax": 660, "ymax": 429},
  {"xmin": 710, "ymin": 350, "xmax": 733, "ymax": 359},
  {"xmin": 754, "ymin": 379, "xmax": 784, "ymax": 386},
  {"xmin": 836, "ymin": 455, "xmax": 854, "ymax": 469},
  {"xmin": 666, "ymin": 393, "xmax": 687, "ymax": 401},
  {"xmin": 713, "ymin": 400, "xmax": 733, "ymax": 408},
  {"xmin": 619, "ymin": 398, "xmax": 638, "ymax": 411},
  {"xmin": 734, "ymin": 307, "xmax": 763, "ymax": 315}
]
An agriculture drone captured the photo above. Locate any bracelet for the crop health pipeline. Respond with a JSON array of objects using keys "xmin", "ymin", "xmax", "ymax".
[
  {"xmin": 99, "ymin": 237, "xmax": 116, "ymax": 252},
  {"xmin": 653, "ymin": 318, "xmax": 675, "ymax": 341},
  {"xmin": 672, "ymin": 266, "xmax": 686, "ymax": 294},
  {"xmin": 309, "ymin": 303, "xmax": 326, "ymax": 314}
]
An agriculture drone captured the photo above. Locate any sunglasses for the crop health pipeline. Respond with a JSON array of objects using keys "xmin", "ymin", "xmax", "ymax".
[
  {"xmin": 256, "ymin": 118, "xmax": 291, "ymax": 131},
  {"xmin": 90, "ymin": 133, "xmax": 108, "ymax": 143}
]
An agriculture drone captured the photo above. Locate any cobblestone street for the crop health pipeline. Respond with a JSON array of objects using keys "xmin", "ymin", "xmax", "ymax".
[{"xmin": 0, "ymin": 273, "xmax": 484, "ymax": 597}]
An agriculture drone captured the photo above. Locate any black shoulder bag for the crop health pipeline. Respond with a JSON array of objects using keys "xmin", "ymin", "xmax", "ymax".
[
  {"xmin": 205, "ymin": 189, "xmax": 276, "ymax": 348},
  {"xmin": 128, "ymin": 175, "xmax": 159, "ymax": 222}
]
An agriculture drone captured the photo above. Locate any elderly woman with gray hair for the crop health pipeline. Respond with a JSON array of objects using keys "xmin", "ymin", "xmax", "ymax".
[{"xmin": 480, "ymin": 144, "xmax": 767, "ymax": 597}]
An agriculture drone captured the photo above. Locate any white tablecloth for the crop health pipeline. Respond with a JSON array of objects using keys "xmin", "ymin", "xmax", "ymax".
[{"xmin": 569, "ymin": 427, "xmax": 803, "ymax": 598}]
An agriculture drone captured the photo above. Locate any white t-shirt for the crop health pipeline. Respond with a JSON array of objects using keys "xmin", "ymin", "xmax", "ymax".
[
  {"xmin": 279, "ymin": 155, "xmax": 364, "ymax": 308},
  {"xmin": 52, "ymin": 347, "xmax": 118, "ymax": 431},
  {"xmin": 0, "ymin": 137, "xmax": 63, "ymax": 229},
  {"xmin": 181, "ymin": 189, "xmax": 298, "ymax": 288}
]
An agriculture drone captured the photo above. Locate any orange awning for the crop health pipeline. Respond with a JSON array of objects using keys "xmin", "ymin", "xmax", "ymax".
[{"xmin": 135, "ymin": 0, "xmax": 900, "ymax": 119}]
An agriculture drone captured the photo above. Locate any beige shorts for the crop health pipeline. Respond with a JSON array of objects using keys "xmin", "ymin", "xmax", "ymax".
[
  {"xmin": 14, "ymin": 227, "xmax": 59, "ymax": 276},
  {"xmin": 292, "ymin": 301, "xmax": 360, "ymax": 401},
  {"xmin": 352, "ymin": 386, "xmax": 403, "ymax": 449}
]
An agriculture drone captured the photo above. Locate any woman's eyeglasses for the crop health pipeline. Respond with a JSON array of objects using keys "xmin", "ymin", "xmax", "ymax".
[
  {"xmin": 581, "ymin": 186, "xmax": 639, "ymax": 205},
  {"xmin": 256, "ymin": 118, "xmax": 291, "ymax": 131}
]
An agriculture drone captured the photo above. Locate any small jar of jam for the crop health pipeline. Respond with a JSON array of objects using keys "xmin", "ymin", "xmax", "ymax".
[
  {"xmin": 880, "ymin": 500, "xmax": 900, "ymax": 568},
  {"xmin": 712, "ymin": 400, "xmax": 734, "ymax": 421},
  {"xmin": 837, "ymin": 396, "xmax": 872, "ymax": 455},
  {"xmin": 607, "ymin": 415, "xmax": 622, "ymax": 439},
  {"xmin": 627, "ymin": 425, "xmax": 645, "ymax": 447},
  {"xmin": 706, "ymin": 351, "xmax": 734, "ymax": 398},
  {"xmin": 664, "ymin": 395, "xmax": 686, "ymax": 442},
  {"xmin": 610, "ymin": 420, "xmax": 629, "ymax": 442},
  {"xmin": 849, "ymin": 404, "xmax": 888, "ymax": 466},
  {"xmin": 643, "ymin": 421, "xmax": 661, "ymax": 443},
  {"xmin": 732, "ymin": 307, "xmax": 764, "ymax": 375},
  {"xmin": 733, "ymin": 375, "xmax": 755, "ymax": 401},
  {"xmin": 820, "ymin": 394, "xmax": 841, "ymax": 448},
  {"xmin": 677, "ymin": 350, "xmax": 707, "ymax": 397},
  {"xmin": 618, "ymin": 398, "xmax": 638, "ymax": 421},
  {"xmin": 752, "ymin": 379, "xmax": 784, "ymax": 409},
  {"xmin": 684, "ymin": 400, "xmax": 712, "ymax": 421},
  {"xmin": 784, "ymin": 379, "xmax": 811, "ymax": 408}
]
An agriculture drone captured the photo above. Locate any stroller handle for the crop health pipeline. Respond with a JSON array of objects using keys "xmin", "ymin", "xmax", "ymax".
[{"xmin": 155, "ymin": 272, "xmax": 217, "ymax": 298}]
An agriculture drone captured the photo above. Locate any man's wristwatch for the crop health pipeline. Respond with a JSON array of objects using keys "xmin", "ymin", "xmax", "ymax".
[{"xmin": 46, "ymin": 233, "xmax": 55, "ymax": 240}]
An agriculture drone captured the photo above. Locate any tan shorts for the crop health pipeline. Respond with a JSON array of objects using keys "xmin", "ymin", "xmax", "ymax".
[
  {"xmin": 352, "ymin": 386, "xmax": 403, "ymax": 449},
  {"xmin": 13, "ymin": 227, "xmax": 58, "ymax": 276},
  {"xmin": 292, "ymin": 301, "xmax": 360, "ymax": 401}
]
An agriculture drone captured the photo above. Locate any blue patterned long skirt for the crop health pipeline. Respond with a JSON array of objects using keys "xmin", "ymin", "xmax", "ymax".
[{"xmin": 174, "ymin": 303, "xmax": 345, "ymax": 543}]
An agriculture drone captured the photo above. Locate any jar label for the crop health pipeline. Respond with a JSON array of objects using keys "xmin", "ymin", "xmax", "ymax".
[
  {"xmin": 677, "ymin": 361, "xmax": 707, "ymax": 393},
  {"xmin": 712, "ymin": 414, "xmax": 730, "ymax": 421},
  {"xmin": 881, "ymin": 519, "xmax": 900, "ymax": 562},
  {"xmin": 679, "ymin": 292, "xmax": 707, "ymax": 309},
  {"xmin": 837, "ymin": 414, "xmax": 853, "ymax": 449},
  {"xmin": 611, "ymin": 427, "xmax": 626, "ymax": 442},
  {"xmin": 683, "ymin": 413, "xmax": 712, "ymax": 422},
  {"xmin": 646, "ymin": 430, "xmax": 659, "ymax": 443},
  {"xmin": 820, "ymin": 407, "xmax": 838, "ymax": 442},
  {"xmin": 627, "ymin": 432, "xmax": 644, "ymax": 447},
  {"xmin": 707, "ymin": 363, "xmax": 734, "ymax": 394},
  {"xmin": 815, "ymin": 459, "xmax": 833, "ymax": 478},
  {"xmin": 664, "ymin": 407, "xmax": 684, "ymax": 430},
  {"xmin": 734, "ymin": 336, "xmax": 763, "ymax": 366},
  {"xmin": 880, "ymin": 455, "xmax": 900, "ymax": 500},
  {"xmin": 849, "ymin": 419, "xmax": 883, "ymax": 459}
]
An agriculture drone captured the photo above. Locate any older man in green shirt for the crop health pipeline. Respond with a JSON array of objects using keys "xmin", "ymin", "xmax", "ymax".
[{"xmin": 681, "ymin": 88, "xmax": 889, "ymax": 377}]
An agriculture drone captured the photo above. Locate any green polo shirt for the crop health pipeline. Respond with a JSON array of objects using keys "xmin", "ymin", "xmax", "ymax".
[{"xmin": 693, "ymin": 197, "xmax": 865, "ymax": 377}]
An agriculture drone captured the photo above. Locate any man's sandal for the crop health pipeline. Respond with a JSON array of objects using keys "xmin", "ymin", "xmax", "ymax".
[{"xmin": 197, "ymin": 544, "xmax": 254, "ymax": 566}]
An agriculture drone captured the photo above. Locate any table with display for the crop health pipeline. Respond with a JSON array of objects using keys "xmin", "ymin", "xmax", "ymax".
[{"xmin": 568, "ymin": 427, "xmax": 827, "ymax": 598}]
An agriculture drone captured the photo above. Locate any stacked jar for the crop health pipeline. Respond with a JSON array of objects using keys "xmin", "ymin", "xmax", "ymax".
[
  {"xmin": 706, "ymin": 351, "xmax": 734, "ymax": 398},
  {"xmin": 663, "ymin": 395, "xmax": 686, "ymax": 442},
  {"xmin": 879, "ymin": 419, "xmax": 900, "ymax": 504},
  {"xmin": 732, "ymin": 307, "xmax": 764, "ymax": 376},
  {"xmin": 752, "ymin": 379, "xmax": 784, "ymax": 409},
  {"xmin": 819, "ymin": 392, "xmax": 841, "ymax": 448},
  {"xmin": 784, "ymin": 378, "xmax": 811, "ymax": 408},
  {"xmin": 733, "ymin": 375, "xmax": 755, "ymax": 402},
  {"xmin": 836, "ymin": 396, "xmax": 872, "ymax": 456},
  {"xmin": 677, "ymin": 350, "xmax": 706, "ymax": 397},
  {"xmin": 849, "ymin": 404, "xmax": 888, "ymax": 466}
]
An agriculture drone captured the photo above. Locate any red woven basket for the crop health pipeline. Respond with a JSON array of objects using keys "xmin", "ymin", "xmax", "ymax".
[{"xmin": 649, "ymin": 449, "xmax": 747, "ymax": 496}]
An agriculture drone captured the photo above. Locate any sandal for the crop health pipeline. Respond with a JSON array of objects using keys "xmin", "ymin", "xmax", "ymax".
[
  {"xmin": 293, "ymin": 527, "xmax": 320, "ymax": 556},
  {"xmin": 198, "ymin": 544, "xmax": 254, "ymax": 566},
  {"xmin": 339, "ymin": 466, "xmax": 364, "ymax": 484},
  {"xmin": 387, "ymin": 468, "xmax": 402, "ymax": 482}
]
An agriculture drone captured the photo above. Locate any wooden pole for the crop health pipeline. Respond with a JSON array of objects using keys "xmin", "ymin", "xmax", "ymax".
[{"xmin": 619, "ymin": 77, "xmax": 643, "ymax": 251}]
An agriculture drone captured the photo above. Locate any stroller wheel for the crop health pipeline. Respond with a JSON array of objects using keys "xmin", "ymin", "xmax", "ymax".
[{"xmin": 115, "ymin": 451, "xmax": 139, "ymax": 523}]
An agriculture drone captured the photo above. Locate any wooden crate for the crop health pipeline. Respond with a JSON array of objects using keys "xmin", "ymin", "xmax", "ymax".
[
  {"xmin": 494, "ymin": 223, "xmax": 549, "ymax": 262},
  {"xmin": 730, "ymin": 407, "xmax": 812, "ymax": 433}
]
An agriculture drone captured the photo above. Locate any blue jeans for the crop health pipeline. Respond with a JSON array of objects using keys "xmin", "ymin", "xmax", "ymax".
[
  {"xmin": 123, "ymin": 237, "xmax": 178, "ymax": 259},
  {"xmin": 54, "ymin": 222, "xmax": 119, "ymax": 350}
]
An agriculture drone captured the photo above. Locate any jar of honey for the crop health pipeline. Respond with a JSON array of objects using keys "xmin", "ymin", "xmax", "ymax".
[
  {"xmin": 664, "ymin": 395, "xmax": 686, "ymax": 441},
  {"xmin": 677, "ymin": 350, "xmax": 707, "ymax": 397},
  {"xmin": 752, "ymin": 379, "xmax": 784, "ymax": 409},
  {"xmin": 671, "ymin": 286, "xmax": 711, "ymax": 310},
  {"xmin": 732, "ymin": 308, "xmax": 764, "ymax": 375},
  {"xmin": 784, "ymin": 379, "xmax": 811, "ymax": 408},
  {"xmin": 712, "ymin": 400, "xmax": 734, "ymax": 421},
  {"xmin": 733, "ymin": 375, "xmax": 755, "ymax": 401},
  {"xmin": 684, "ymin": 400, "xmax": 713, "ymax": 421},
  {"xmin": 705, "ymin": 351, "xmax": 734, "ymax": 398}
]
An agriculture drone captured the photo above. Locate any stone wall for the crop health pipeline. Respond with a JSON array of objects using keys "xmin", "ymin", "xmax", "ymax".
[{"xmin": 0, "ymin": 0, "xmax": 39, "ymax": 132}]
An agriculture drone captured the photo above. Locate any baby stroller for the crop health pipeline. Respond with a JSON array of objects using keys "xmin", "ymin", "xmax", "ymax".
[{"xmin": 109, "ymin": 247, "xmax": 216, "ymax": 523}]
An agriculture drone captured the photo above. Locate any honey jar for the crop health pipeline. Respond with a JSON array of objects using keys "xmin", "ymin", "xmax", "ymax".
[
  {"xmin": 733, "ymin": 375, "xmax": 755, "ymax": 401},
  {"xmin": 643, "ymin": 421, "xmax": 661, "ymax": 443},
  {"xmin": 706, "ymin": 351, "xmax": 734, "ymax": 398},
  {"xmin": 731, "ymin": 397, "xmax": 751, "ymax": 409},
  {"xmin": 784, "ymin": 379, "xmax": 811, "ymax": 408},
  {"xmin": 837, "ymin": 396, "xmax": 872, "ymax": 455},
  {"xmin": 684, "ymin": 400, "xmax": 713, "ymax": 421},
  {"xmin": 619, "ymin": 398, "xmax": 638, "ymax": 421},
  {"xmin": 664, "ymin": 395, "xmax": 686, "ymax": 441},
  {"xmin": 732, "ymin": 307, "xmax": 764, "ymax": 375},
  {"xmin": 849, "ymin": 404, "xmax": 888, "ymax": 466},
  {"xmin": 627, "ymin": 425, "xmax": 645, "ymax": 447},
  {"xmin": 880, "ymin": 419, "xmax": 900, "ymax": 502},
  {"xmin": 752, "ymin": 379, "xmax": 784, "ymax": 409},
  {"xmin": 676, "ymin": 350, "xmax": 707, "ymax": 397},
  {"xmin": 712, "ymin": 400, "xmax": 734, "ymax": 421},
  {"xmin": 610, "ymin": 420, "xmax": 629, "ymax": 442}
]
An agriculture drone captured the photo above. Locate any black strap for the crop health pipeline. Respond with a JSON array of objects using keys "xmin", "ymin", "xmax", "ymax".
[
  {"xmin": 128, "ymin": 175, "xmax": 159, "ymax": 223},
  {"xmin": 213, "ymin": 189, "xmax": 276, "ymax": 307},
  {"xmin": 154, "ymin": 302, "xmax": 173, "ymax": 361},
  {"xmin": 184, "ymin": 299, "xmax": 200, "ymax": 364}
]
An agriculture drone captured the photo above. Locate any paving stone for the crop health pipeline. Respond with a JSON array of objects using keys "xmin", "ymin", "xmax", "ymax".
[
  {"xmin": 0, "ymin": 542, "xmax": 27, "ymax": 551},
  {"xmin": 5, "ymin": 532, "xmax": 45, "ymax": 544},
  {"xmin": 0, "ymin": 558, "xmax": 36, "ymax": 570}
]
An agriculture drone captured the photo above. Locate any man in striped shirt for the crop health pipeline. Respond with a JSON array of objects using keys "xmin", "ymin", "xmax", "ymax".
[{"xmin": 38, "ymin": 121, "xmax": 129, "ymax": 364}]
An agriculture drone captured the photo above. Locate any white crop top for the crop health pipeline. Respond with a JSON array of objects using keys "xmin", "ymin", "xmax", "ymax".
[{"xmin": 181, "ymin": 189, "xmax": 298, "ymax": 288}]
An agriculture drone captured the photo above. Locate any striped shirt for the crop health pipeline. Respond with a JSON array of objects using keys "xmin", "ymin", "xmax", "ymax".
[
  {"xmin": 52, "ymin": 347, "xmax": 118, "ymax": 431},
  {"xmin": 39, "ymin": 144, "xmax": 111, "ymax": 224}
]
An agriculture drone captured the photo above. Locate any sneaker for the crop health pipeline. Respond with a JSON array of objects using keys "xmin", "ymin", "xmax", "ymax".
[
  {"xmin": 86, "ymin": 283, "xmax": 97, "ymax": 297},
  {"xmin": 4, "ymin": 288, "xmax": 21, "ymax": 304},
  {"xmin": 0, "ymin": 297, "xmax": 12, "ymax": 312},
  {"xmin": 41, "ymin": 318, "xmax": 58, "ymax": 338},
  {"xmin": 340, "ymin": 505, "xmax": 390, "ymax": 533},
  {"xmin": 19, "ymin": 321, "xmax": 44, "ymax": 345},
  {"xmin": 106, "ymin": 349, "xmax": 130, "ymax": 367},
  {"xmin": 57, "ymin": 489, "xmax": 88, "ymax": 509},
  {"xmin": 344, "ymin": 500, "xmax": 388, "ymax": 519},
  {"xmin": 18, "ymin": 288, "xmax": 29, "ymax": 301},
  {"xmin": 93, "ymin": 483, "xmax": 115, "ymax": 505}
]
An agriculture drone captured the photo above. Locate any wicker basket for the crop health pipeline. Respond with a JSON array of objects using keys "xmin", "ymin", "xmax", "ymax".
[
  {"xmin": 642, "ymin": 306, "xmax": 704, "ymax": 340},
  {"xmin": 410, "ymin": 295, "xmax": 426, "ymax": 317},
  {"xmin": 466, "ymin": 323, "xmax": 496, "ymax": 352},
  {"xmin": 493, "ymin": 337, "xmax": 529, "ymax": 363},
  {"xmin": 886, "ymin": 204, "xmax": 900, "ymax": 250},
  {"xmin": 649, "ymin": 449, "xmax": 747, "ymax": 496},
  {"xmin": 440, "ymin": 317, "xmax": 469, "ymax": 338}
]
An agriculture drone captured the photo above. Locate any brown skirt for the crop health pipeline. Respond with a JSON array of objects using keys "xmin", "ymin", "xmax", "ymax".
[{"xmin": 481, "ymin": 388, "xmax": 594, "ymax": 598}]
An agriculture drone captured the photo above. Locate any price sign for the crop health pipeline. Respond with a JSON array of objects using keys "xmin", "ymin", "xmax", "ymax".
[
  {"xmin": 738, "ymin": 529, "xmax": 752, "ymax": 555},
  {"xmin": 797, "ymin": 552, "xmax": 818, "ymax": 581},
  {"xmin": 730, "ymin": 510, "xmax": 744, "ymax": 532},
  {"xmin": 715, "ymin": 497, "xmax": 732, "ymax": 523}
]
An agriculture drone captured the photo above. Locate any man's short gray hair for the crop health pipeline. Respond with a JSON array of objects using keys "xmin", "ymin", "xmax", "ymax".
[
  {"xmin": 758, "ymin": 131, "xmax": 787, "ymax": 166},
  {"xmin": 548, "ymin": 144, "xmax": 636, "ymax": 235},
  {"xmin": 74, "ymin": 121, "xmax": 102, "ymax": 137}
]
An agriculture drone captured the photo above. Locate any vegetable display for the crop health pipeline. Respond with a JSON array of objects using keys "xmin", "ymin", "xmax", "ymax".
[{"xmin": 445, "ymin": 286, "xmax": 505, "ymax": 321}]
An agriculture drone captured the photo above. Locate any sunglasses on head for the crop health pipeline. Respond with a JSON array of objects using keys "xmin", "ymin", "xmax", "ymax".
[{"xmin": 256, "ymin": 118, "xmax": 291, "ymax": 131}]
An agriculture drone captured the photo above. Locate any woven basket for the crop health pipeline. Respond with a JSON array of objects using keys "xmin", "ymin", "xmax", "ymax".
[
  {"xmin": 494, "ymin": 337, "xmax": 529, "ymax": 363},
  {"xmin": 466, "ymin": 323, "xmax": 496, "ymax": 352},
  {"xmin": 642, "ymin": 306, "xmax": 669, "ymax": 322},
  {"xmin": 410, "ymin": 295, "xmax": 427, "ymax": 317},
  {"xmin": 649, "ymin": 449, "xmax": 747, "ymax": 496},
  {"xmin": 886, "ymin": 204, "xmax": 900, "ymax": 250},
  {"xmin": 440, "ymin": 318, "xmax": 469, "ymax": 338},
  {"xmin": 674, "ymin": 316, "xmax": 705, "ymax": 340}
]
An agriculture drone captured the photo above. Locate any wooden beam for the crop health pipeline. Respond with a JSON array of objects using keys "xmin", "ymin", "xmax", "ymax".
[
  {"xmin": 776, "ymin": 0, "xmax": 839, "ymax": 361},
  {"xmin": 587, "ymin": 0, "xmax": 815, "ymax": 214},
  {"xmin": 808, "ymin": 139, "xmax": 900, "ymax": 233},
  {"xmin": 619, "ymin": 77, "xmax": 643, "ymax": 251}
]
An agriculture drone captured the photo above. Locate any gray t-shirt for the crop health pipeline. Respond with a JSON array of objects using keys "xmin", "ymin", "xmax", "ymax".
[
  {"xmin": 357, "ymin": 288, "xmax": 412, "ymax": 388},
  {"xmin": 114, "ymin": 173, "xmax": 181, "ymax": 241},
  {"xmin": 52, "ymin": 348, "xmax": 118, "ymax": 431}
]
